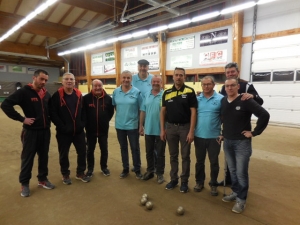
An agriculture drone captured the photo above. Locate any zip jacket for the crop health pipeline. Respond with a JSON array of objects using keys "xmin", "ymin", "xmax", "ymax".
[
  {"xmin": 1, "ymin": 84, "xmax": 51, "ymax": 130},
  {"xmin": 50, "ymin": 87, "xmax": 85, "ymax": 135},
  {"xmin": 83, "ymin": 89, "xmax": 114, "ymax": 136}
]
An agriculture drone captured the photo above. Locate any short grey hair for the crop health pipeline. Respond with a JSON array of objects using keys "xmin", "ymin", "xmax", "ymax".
[{"xmin": 201, "ymin": 76, "xmax": 215, "ymax": 85}]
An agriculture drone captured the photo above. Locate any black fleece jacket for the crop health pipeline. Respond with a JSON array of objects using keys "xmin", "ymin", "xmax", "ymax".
[
  {"xmin": 50, "ymin": 87, "xmax": 85, "ymax": 135},
  {"xmin": 1, "ymin": 84, "xmax": 51, "ymax": 130},
  {"xmin": 221, "ymin": 95, "xmax": 270, "ymax": 139},
  {"xmin": 83, "ymin": 90, "xmax": 114, "ymax": 136}
]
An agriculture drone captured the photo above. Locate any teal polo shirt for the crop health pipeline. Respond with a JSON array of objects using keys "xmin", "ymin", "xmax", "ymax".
[
  {"xmin": 140, "ymin": 89, "xmax": 163, "ymax": 136},
  {"xmin": 112, "ymin": 86, "xmax": 142, "ymax": 130},
  {"xmin": 132, "ymin": 73, "xmax": 153, "ymax": 97},
  {"xmin": 194, "ymin": 91, "xmax": 224, "ymax": 139}
]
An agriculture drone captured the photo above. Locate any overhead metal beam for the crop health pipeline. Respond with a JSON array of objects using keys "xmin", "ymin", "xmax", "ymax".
[
  {"xmin": 57, "ymin": 0, "xmax": 226, "ymax": 51},
  {"xmin": 139, "ymin": 0, "xmax": 181, "ymax": 16}
]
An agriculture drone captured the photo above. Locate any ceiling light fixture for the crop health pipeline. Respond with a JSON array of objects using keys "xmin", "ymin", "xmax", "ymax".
[
  {"xmin": 257, "ymin": 0, "xmax": 277, "ymax": 5},
  {"xmin": 168, "ymin": 19, "xmax": 191, "ymax": 29},
  {"xmin": 132, "ymin": 30, "xmax": 149, "ymax": 37},
  {"xmin": 0, "ymin": 0, "xmax": 58, "ymax": 43},
  {"xmin": 221, "ymin": 2, "xmax": 256, "ymax": 14},
  {"xmin": 191, "ymin": 11, "xmax": 220, "ymax": 22},
  {"xmin": 149, "ymin": 25, "xmax": 168, "ymax": 33}
]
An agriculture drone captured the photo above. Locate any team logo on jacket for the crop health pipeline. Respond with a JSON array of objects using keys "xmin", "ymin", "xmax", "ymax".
[
  {"xmin": 236, "ymin": 106, "xmax": 241, "ymax": 110},
  {"xmin": 181, "ymin": 94, "xmax": 187, "ymax": 98},
  {"xmin": 31, "ymin": 98, "xmax": 38, "ymax": 102}
]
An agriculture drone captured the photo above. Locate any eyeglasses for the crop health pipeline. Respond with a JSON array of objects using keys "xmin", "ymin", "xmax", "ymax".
[
  {"xmin": 201, "ymin": 83, "xmax": 213, "ymax": 87},
  {"xmin": 63, "ymin": 78, "xmax": 74, "ymax": 81},
  {"xmin": 225, "ymin": 84, "xmax": 237, "ymax": 88}
]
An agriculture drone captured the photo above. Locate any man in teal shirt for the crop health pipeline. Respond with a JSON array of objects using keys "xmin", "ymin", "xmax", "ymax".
[
  {"xmin": 132, "ymin": 59, "xmax": 153, "ymax": 97},
  {"xmin": 139, "ymin": 75, "xmax": 166, "ymax": 184},
  {"xmin": 194, "ymin": 76, "xmax": 223, "ymax": 196},
  {"xmin": 112, "ymin": 70, "xmax": 143, "ymax": 179}
]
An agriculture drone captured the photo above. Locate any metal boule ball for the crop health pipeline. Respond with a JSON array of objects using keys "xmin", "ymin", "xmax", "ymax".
[
  {"xmin": 146, "ymin": 201, "xmax": 153, "ymax": 210},
  {"xmin": 177, "ymin": 206, "xmax": 184, "ymax": 215},
  {"xmin": 142, "ymin": 193, "xmax": 148, "ymax": 199},
  {"xmin": 140, "ymin": 197, "xmax": 147, "ymax": 205}
]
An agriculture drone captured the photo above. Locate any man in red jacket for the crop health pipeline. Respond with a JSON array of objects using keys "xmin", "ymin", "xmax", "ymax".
[
  {"xmin": 1, "ymin": 69, "xmax": 54, "ymax": 197},
  {"xmin": 50, "ymin": 72, "xmax": 90, "ymax": 185},
  {"xmin": 83, "ymin": 79, "xmax": 114, "ymax": 178}
]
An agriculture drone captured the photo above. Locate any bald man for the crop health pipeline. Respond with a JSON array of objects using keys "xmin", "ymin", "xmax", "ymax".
[{"xmin": 83, "ymin": 79, "xmax": 114, "ymax": 178}]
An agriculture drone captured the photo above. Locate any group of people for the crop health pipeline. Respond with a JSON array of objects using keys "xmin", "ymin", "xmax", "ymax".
[
  {"xmin": 1, "ymin": 61, "xmax": 270, "ymax": 214},
  {"xmin": 1, "ymin": 70, "xmax": 114, "ymax": 197}
]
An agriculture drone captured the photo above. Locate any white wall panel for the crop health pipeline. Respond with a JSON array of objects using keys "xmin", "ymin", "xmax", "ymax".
[
  {"xmin": 251, "ymin": 83, "xmax": 300, "ymax": 125},
  {"xmin": 252, "ymin": 58, "xmax": 300, "ymax": 71}
]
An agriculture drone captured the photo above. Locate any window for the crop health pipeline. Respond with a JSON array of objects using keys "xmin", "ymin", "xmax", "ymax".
[
  {"xmin": 296, "ymin": 70, "xmax": 300, "ymax": 81},
  {"xmin": 252, "ymin": 72, "xmax": 271, "ymax": 82},
  {"xmin": 273, "ymin": 71, "xmax": 294, "ymax": 81}
]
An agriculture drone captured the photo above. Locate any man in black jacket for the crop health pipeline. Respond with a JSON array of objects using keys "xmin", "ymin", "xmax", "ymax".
[
  {"xmin": 83, "ymin": 79, "xmax": 114, "ymax": 178},
  {"xmin": 221, "ymin": 78, "xmax": 269, "ymax": 213},
  {"xmin": 218, "ymin": 62, "xmax": 263, "ymax": 186},
  {"xmin": 50, "ymin": 72, "xmax": 90, "ymax": 184},
  {"xmin": 1, "ymin": 69, "xmax": 54, "ymax": 197}
]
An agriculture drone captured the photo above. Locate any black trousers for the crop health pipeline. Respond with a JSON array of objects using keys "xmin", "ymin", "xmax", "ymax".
[
  {"xmin": 194, "ymin": 137, "xmax": 220, "ymax": 186},
  {"xmin": 86, "ymin": 134, "xmax": 108, "ymax": 172},
  {"xmin": 145, "ymin": 135, "xmax": 166, "ymax": 175},
  {"xmin": 56, "ymin": 131, "xmax": 86, "ymax": 176},
  {"xmin": 20, "ymin": 128, "xmax": 51, "ymax": 185}
]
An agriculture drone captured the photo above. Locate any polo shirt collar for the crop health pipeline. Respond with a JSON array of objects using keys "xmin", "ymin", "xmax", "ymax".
[
  {"xmin": 137, "ymin": 73, "xmax": 150, "ymax": 81},
  {"xmin": 172, "ymin": 83, "xmax": 186, "ymax": 92},
  {"xmin": 200, "ymin": 90, "xmax": 217, "ymax": 99}
]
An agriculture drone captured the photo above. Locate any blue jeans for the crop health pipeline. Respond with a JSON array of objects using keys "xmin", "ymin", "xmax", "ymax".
[
  {"xmin": 116, "ymin": 129, "xmax": 141, "ymax": 172},
  {"xmin": 223, "ymin": 138, "xmax": 252, "ymax": 202}
]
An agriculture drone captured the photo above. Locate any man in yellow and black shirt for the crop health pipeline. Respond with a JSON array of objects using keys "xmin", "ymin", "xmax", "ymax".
[{"xmin": 160, "ymin": 67, "xmax": 197, "ymax": 193}]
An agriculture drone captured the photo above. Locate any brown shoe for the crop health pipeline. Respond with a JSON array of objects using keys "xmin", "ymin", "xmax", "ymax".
[{"xmin": 194, "ymin": 183, "xmax": 204, "ymax": 192}]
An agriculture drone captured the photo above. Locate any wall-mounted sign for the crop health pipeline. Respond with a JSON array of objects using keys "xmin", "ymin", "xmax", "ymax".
[
  {"xmin": 170, "ymin": 36, "xmax": 195, "ymax": 52},
  {"xmin": 124, "ymin": 61, "xmax": 137, "ymax": 73},
  {"xmin": 105, "ymin": 52, "xmax": 115, "ymax": 62},
  {"xmin": 124, "ymin": 47, "xmax": 138, "ymax": 58},
  {"xmin": 0, "ymin": 65, "xmax": 7, "ymax": 72},
  {"xmin": 91, "ymin": 53, "xmax": 103, "ymax": 63},
  {"xmin": 104, "ymin": 64, "xmax": 115, "ymax": 74},
  {"xmin": 200, "ymin": 29, "xmax": 228, "ymax": 47},
  {"xmin": 92, "ymin": 65, "xmax": 103, "ymax": 75},
  {"xmin": 9, "ymin": 66, "xmax": 26, "ymax": 73},
  {"xmin": 199, "ymin": 50, "xmax": 227, "ymax": 66},
  {"xmin": 149, "ymin": 59, "xmax": 159, "ymax": 71},
  {"xmin": 141, "ymin": 44, "xmax": 159, "ymax": 56},
  {"xmin": 170, "ymin": 55, "xmax": 193, "ymax": 68}
]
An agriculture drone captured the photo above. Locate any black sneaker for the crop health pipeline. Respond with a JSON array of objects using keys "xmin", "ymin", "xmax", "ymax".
[
  {"xmin": 120, "ymin": 170, "xmax": 129, "ymax": 179},
  {"xmin": 135, "ymin": 171, "xmax": 143, "ymax": 179},
  {"xmin": 165, "ymin": 180, "xmax": 178, "ymax": 190},
  {"xmin": 142, "ymin": 172, "xmax": 154, "ymax": 180},
  {"xmin": 102, "ymin": 168, "xmax": 110, "ymax": 176},
  {"xmin": 75, "ymin": 174, "xmax": 90, "ymax": 183},
  {"xmin": 86, "ymin": 170, "xmax": 93, "ymax": 178},
  {"xmin": 180, "ymin": 182, "xmax": 189, "ymax": 193},
  {"xmin": 157, "ymin": 174, "xmax": 164, "ymax": 184},
  {"xmin": 62, "ymin": 175, "xmax": 72, "ymax": 185},
  {"xmin": 21, "ymin": 185, "xmax": 30, "ymax": 197}
]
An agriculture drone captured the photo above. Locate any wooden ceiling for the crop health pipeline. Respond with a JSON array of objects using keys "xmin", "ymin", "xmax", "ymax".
[{"xmin": 0, "ymin": 0, "xmax": 228, "ymax": 68}]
